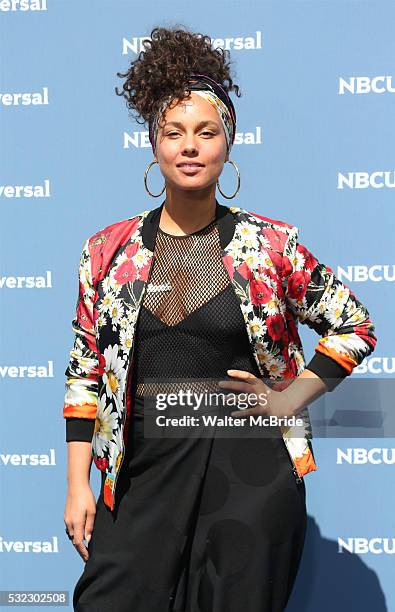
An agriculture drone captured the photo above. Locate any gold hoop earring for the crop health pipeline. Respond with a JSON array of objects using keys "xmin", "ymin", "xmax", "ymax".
[
  {"xmin": 216, "ymin": 160, "xmax": 240, "ymax": 200},
  {"xmin": 144, "ymin": 160, "xmax": 166, "ymax": 198}
]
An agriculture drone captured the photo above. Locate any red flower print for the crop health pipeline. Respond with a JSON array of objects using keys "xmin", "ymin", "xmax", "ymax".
[
  {"xmin": 282, "ymin": 367, "xmax": 297, "ymax": 385},
  {"xmin": 114, "ymin": 259, "xmax": 137, "ymax": 284},
  {"xmin": 222, "ymin": 254, "xmax": 234, "ymax": 280},
  {"xmin": 266, "ymin": 314, "xmax": 285, "ymax": 341},
  {"xmin": 282, "ymin": 254, "xmax": 293, "ymax": 278},
  {"xmin": 139, "ymin": 260, "xmax": 151, "ymax": 282},
  {"xmin": 268, "ymin": 250, "xmax": 283, "ymax": 275},
  {"xmin": 98, "ymin": 353, "xmax": 106, "ymax": 376},
  {"xmin": 285, "ymin": 310, "xmax": 300, "ymax": 343},
  {"xmin": 280, "ymin": 330, "xmax": 289, "ymax": 348},
  {"xmin": 125, "ymin": 243, "xmax": 139, "ymax": 258},
  {"xmin": 93, "ymin": 456, "xmax": 109, "ymax": 471},
  {"xmin": 250, "ymin": 278, "xmax": 272, "ymax": 305},
  {"xmin": 287, "ymin": 271, "xmax": 310, "ymax": 301},
  {"xmin": 263, "ymin": 228, "xmax": 287, "ymax": 251},
  {"xmin": 297, "ymin": 244, "xmax": 318, "ymax": 271},
  {"xmin": 76, "ymin": 292, "xmax": 96, "ymax": 352},
  {"xmin": 356, "ymin": 322, "xmax": 372, "ymax": 337},
  {"xmin": 93, "ymin": 305, "xmax": 99, "ymax": 325},
  {"xmin": 264, "ymin": 267, "xmax": 282, "ymax": 294},
  {"xmin": 237, "ymin": 260, "xmax": 253, "ymax": 280}
]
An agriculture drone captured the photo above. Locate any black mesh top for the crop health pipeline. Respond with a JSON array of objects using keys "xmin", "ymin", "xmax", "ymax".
[
  {"xmin": 66, "ymin": 216, "xmax": 262, "ymax": 442},
  {"xmin": 130, "ymin": 217, "xmax": 262, "ymax": 401}
]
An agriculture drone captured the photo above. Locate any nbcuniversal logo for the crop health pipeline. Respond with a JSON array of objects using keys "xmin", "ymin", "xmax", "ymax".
[
  {"xmin": 354, "ymin": 357, "xmax": 395, "ymax": 375},
  {"xmin": 337, "ymin": 171, "xmax": 395, "ymax": 189},
  {"xmin": 338, "ymin": 538, "xmax": 395, "ymax": 554},
  {"xmin": 0, "ymin": 536, "xmax": 59, "ymax": 553},
  {"xmin": 123, "ymin": 127, "xmax": 262, "ymax": 149},
  {"xmin": 122, "ymin": 31, "xmax": 263, "ymax": 55},
  {"xmin": 337, "ymin": 448, "xmax": 395, "ymax": 465},
  {"xmin": 337, "ymin": 265, "xmax": 395, "ymax": 283},
  {"xmin": 0, "ymin": 449, "xmax": 56, "ymax": 466},
  {"xmin": 339, "ymin": 76, "xmax": 395, "ymax": 95},
  {"xmin": 0, "ymin": 0, "xmax": 47, "ymax": 11}
]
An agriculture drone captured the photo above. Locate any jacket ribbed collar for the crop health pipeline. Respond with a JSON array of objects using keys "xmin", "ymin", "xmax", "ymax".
[{"xmin": 141, "ymin": 198, "xmax": 237, "ymax": 252}]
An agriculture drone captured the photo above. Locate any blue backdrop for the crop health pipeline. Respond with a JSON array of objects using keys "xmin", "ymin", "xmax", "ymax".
[{"xmin": 1, "ymin": 1, "xmax": 394, "ymax": 610}]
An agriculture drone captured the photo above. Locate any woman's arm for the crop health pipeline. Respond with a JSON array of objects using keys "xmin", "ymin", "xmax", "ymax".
[
  {"xmin": 63, "ymin": 237, "xmax": 100, "ymax": 443},
  {"xmin": 228, "ymin": 228, "xmax": 377, "ymax": 419},
  {"xmin": 63, "ymin": 237, "xmax": 100, "ymax": 561},
  {"xmin": 67, "ymin": 441, "xmax": 93, "ymax": 484},
  {"xmin": 64, "ymin": 441, "xmax": 96, "ymax": 562},
  {"xmin": 281, "ymin": 225, "xmax": 377, "ymax": 397},
  {"xmin": 278, "ymin": 367, "xmax": 331, "ymax": 415}
]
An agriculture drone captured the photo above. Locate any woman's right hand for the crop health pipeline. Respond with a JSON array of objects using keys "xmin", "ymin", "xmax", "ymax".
[{"xmin": 64, "ymin": 483, "xmax": 97, "ymax": 562}]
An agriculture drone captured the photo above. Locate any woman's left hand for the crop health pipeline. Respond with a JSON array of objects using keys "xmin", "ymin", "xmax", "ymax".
[{"xmin": 218, "ymin": 369, "xmax": 295, "ymax": 420}]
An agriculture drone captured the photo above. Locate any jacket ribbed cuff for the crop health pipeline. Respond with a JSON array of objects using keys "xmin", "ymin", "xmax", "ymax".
[
  {"xmin": 66, "ymin": 418, "xmax": 95, "ymax": 442},
  {"xmin": 305, "ymin": 351, "xmax": 350, "ymax": 392}
]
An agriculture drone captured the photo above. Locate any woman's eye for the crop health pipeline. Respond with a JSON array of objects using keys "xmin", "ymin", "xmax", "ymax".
[{"xmin": 166, "ymin": 131, "xmax": 215, "ymax": 137}]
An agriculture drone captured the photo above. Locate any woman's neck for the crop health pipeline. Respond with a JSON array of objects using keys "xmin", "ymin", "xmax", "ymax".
[{"xmin": 159, "ymin": 194, "xmax": 218, "ymax": 237}]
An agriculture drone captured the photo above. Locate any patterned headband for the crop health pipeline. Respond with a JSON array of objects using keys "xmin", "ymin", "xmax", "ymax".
[{"xmin": 148, "ymin": 73, "xmax": 236, "ymax": 156}]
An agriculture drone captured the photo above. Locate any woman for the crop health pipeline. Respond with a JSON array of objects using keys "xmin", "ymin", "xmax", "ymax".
[{"xmin": 63, "ymin": 26, "xmax": 377, "ymax": 612}]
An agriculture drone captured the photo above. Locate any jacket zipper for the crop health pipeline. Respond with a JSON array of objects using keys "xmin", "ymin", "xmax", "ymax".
[
  {"xmin": 112, "ymin": 253, "xmax": 156, "ymax": 508},
  {"xmin": 220, "ymin": 248, "xmax": 303, "ymax": 486},
  {"xmin": 283, "ymin": 438, "xmax": 303, "ymax": 483},
  {"xmin": 246, "ymin": 326, "xmax": 303, "ymax": 484},
  {"xmin": 293, "ymin": 468, "xmax": 303, "ymax": 484}
]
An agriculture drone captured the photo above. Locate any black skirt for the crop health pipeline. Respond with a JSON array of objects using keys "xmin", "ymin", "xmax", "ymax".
[{"xmin": 73, "ymin": 398, "xmax": 307, "ymax": 612}]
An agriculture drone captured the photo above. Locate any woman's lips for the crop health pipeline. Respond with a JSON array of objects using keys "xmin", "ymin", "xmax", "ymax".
[{"xmin": 177, "ymin": 164, "xmax": 204, "ymax": 174}]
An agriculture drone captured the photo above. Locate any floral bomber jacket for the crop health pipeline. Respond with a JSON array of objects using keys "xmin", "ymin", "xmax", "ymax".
[{"xmin": 63, "ymin": 201, "xmax": 377, "ymax": 512}]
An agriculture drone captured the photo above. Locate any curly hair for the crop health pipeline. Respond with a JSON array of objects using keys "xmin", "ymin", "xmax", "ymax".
[{"xmin": 115, "ymin": 24, "xmax": 242, "ymax": 131}]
